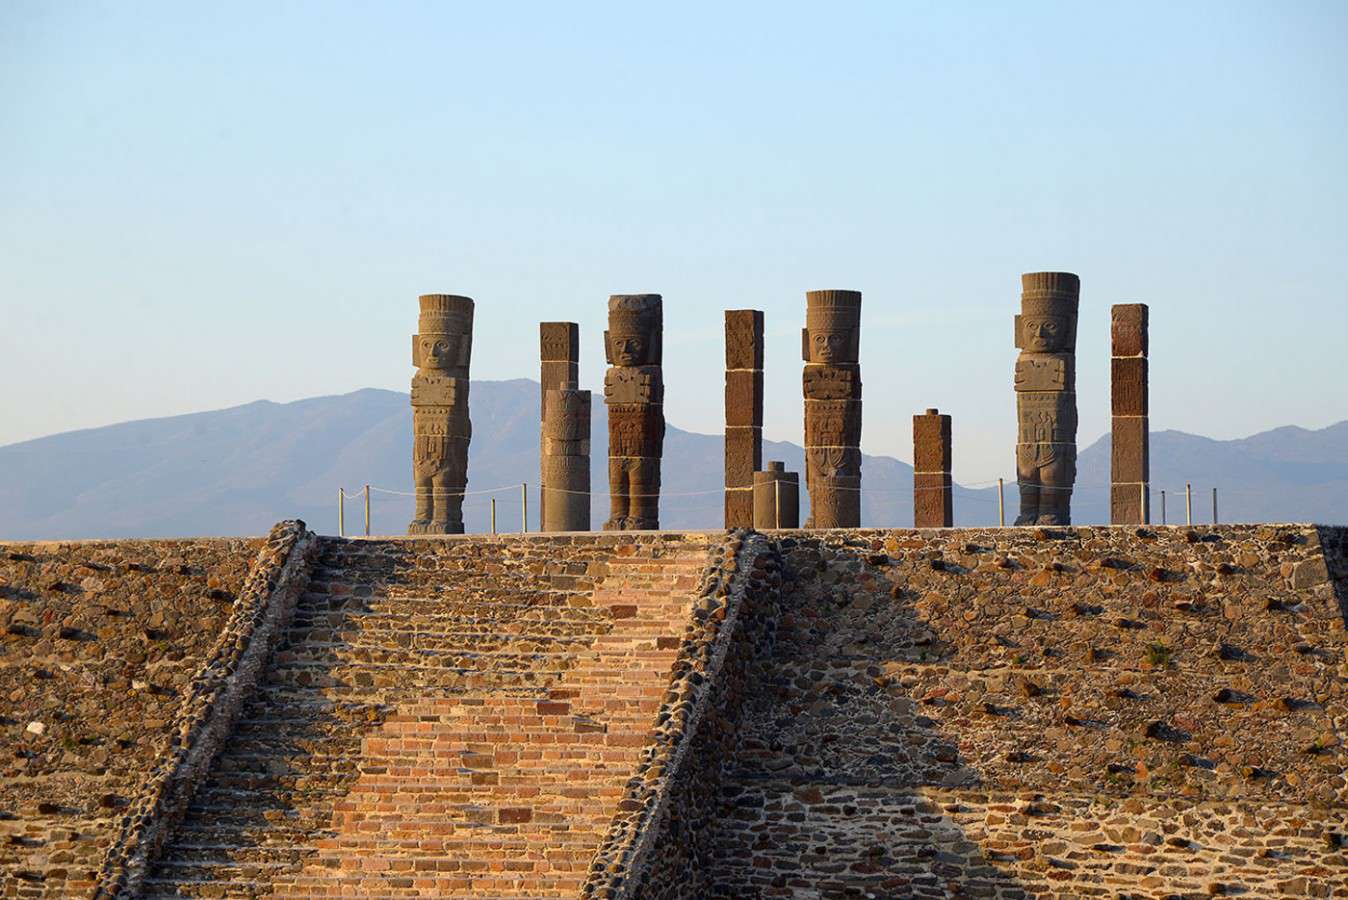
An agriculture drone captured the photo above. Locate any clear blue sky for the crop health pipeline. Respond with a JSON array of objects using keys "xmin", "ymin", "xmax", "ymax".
[{"xmin": 2, "ymin": 1, "xmax": 1345, "ymax": 481}]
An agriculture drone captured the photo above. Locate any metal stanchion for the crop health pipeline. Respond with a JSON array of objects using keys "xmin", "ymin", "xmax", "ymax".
[
  {"xmin": 491, "ymin": 498, "xmax": 497, "ymax": 535},
  {"xmin": 1161, "ymin": 490, "xmax": 1167, "ymax": 525},
  {"xmin": 775, "ymin": 478, "xmax": 781, "ymax": 529},
  {"xmin": 997, "ymin": 478, "xmax": 1005, "ymax": 527},
  {"xmin": 1141, "ymin": 482, "xmax": 1149, "ymax": 526},
  {"xmin": 364, "ymin": 484, "xmax": 370, "ymax": 536},
  {"xmin": 338, "ymin": 489, "xmax": 345, "ymax": 537},
  {"xmin": 521, "ymin": 483, "xmax": 528, "ymax": 533},
  {"xmin": 1212, "ymin": 488, "xmax": 1218, "ymax": 524},
  {"xmin": 1186, "ymin": 482, "xmax": 1193, "ymax": 526}
]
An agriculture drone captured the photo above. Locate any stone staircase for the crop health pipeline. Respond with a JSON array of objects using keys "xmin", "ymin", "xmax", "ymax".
[{"xmin": 142, "ymin": 532, "xmax": 718, "ymax": 899}]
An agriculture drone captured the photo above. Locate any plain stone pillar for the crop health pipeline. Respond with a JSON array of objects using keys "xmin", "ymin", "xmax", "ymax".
[
  {"xmin": 753, "ymin": 461, "xmax": 800, "ymax": 529},
  {"xmin": 539, "ymin": 323, "xmax": 580, "ymax": 527},
  {"xmin": 541, "ymin": 388, "xmax": 591, "ymax": 532},
  {"xmin": 802, "ymin": 290, "xmax": 863, "ymax": 528},
  {"xmin": 409, "ymin": 294, "xmax": 473, "ymax": 534},
  {"xmin": 1013, "ymin": 273, "xmax": 1079, "ymax": 526},
  {"xmin": 1111, "ymin": 304, "xmax": 1150, "ymax": 524},
  {"xmin": 913, "ymin": 408, "xmax": 953, "ymax": 528},
  {"xmin": 603, "ymin": 295, "xmax": 664, "ymax": 530},
  {"xmin": 724, "ymin": 310, "xmax": 764, "ymax": 528}
]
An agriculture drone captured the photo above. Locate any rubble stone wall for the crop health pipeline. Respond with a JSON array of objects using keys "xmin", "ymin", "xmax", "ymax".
[
  {"xmin": 0, "ymin": 533, "xmax": 268, "ymax": 898},
  {"xmin": 704, "ymin": 524, "xmax": 1348, "ymax": 898},
  {"xmin": 582, "ymin": 531, "xmax": 784, "ymax": 899}
]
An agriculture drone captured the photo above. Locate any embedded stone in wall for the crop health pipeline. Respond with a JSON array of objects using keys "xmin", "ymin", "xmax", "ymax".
[
  {"xmin": 1013, "ymin": 273, "xmax": 1078, "ymax": 525},
  {"xmin": 1111, "ymin": 303, "xmax": 1150, "ymax": 524},
  {"xmin": 753, "ymin": 461, "xmax": 800, "ymax": 529},
  {"xmin": 913, "ymin": 407, "xmax": 952, "ymax": 528},
  {"xmin": 604, "ymin": 294, "xmax": 664, "ymax": 530},
  {"xmin": 409, "ymin": 294, "xmax": 473, "ymax": 534},
  {"xmin": 542, "ymin": 388, "xmax": 591, "ymax": 532},
  {"xmin": 540, "ymin": 322, "xmax": 580, "ymax": 526},
  {"xmin": 802, "ymin": 290, "xmax": 862, "ymax": 528},
  {"xmin": 724, "ymin": 310, "xmax": 765, "ymax": 528}
]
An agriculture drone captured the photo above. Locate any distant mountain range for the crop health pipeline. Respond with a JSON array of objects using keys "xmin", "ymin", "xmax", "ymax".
[{"xmin": 1, "ymin": 381, "xmax": 1343, "ymax": 539}]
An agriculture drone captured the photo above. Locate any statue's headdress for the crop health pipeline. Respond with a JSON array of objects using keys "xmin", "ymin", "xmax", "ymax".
[{"xmin": 605, "ymin": 294, "xmax": 663, "ymax": 365}]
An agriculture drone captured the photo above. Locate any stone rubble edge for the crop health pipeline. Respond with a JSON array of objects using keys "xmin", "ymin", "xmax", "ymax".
[
  {"xmin": 580, "ymin": 528, "xmax": 776, "ymax": 899},
  {"xmin": 91, "ymin": 519, "xmax": 320, "ymax": 900}
]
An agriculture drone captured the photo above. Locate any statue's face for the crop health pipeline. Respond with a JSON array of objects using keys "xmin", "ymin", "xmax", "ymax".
[
  {"xmin": 1021, "ymin": 315, "xmax": 1070, "ymax": 353},
  {"xmin": 418, "ymin": 335, "xmax": 457, "ymax": 369},
  {"xmin": 611, "ymin": 333, "xmax": 649, "ymax": 366},
  {"xmin": 810, "ymin": 330, "xmax": 850, "ymax": 364}
]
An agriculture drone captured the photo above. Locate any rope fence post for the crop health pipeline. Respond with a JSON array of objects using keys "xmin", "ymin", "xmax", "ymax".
[
  {"xmin": 1161, "ymin": 490, "xmax": 1167, "ymax": 525},
  {"xmin": 491, "ymin": 498, "xmax": 497, "ymax": 535},
  {"xmin": 775, "ymin": 478, "xmax": 781, "ymax": 529},
  {"xmin": 997, "ymin": 478, "xmax": 1005, "ymax": 527},
  {"xmin": 363, "ymin": 484, "xmax": 370, "ymax": 536},
  {"xmin": 1140, "ymin": 482, "xmax": 1149, "ymax": 526},
  {"xmin": 521, "ymin": 483, "xmax": 528, "ymax": 534},
  {"xmin": 1186, "ymin": 482, "xmax": 1193, "ymax": 526},
  {"xmin": 338, "ymin": 489, "xmax": 345, "ymax": 538},
  {"xmin": 1212, "ymin": 487, "xmax": 1218, "ymax": 524}
]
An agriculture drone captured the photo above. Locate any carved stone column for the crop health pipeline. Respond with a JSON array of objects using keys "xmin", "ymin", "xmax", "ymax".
[
  {"xmin": 408, "ymin": 294, "xmax": 473, "ymax": 534},
  {"xmin": 753, "ymin": 461, "xmax": 799, "ymax": 529},
  {"xmin": 540, "ymin": 322, "xmax": 579, "ymax": 527},
  {"xmin": 1111, "ymin": 303, "xmax": 1150, "ymax": 524},
  {"xmin": 913, "ymin": 408, "xmax": 953, "ymax": 528},
  {"xmin": 724, "ymin": 309, "xmax": 764, "ymax": 528},
  {"xmin": 802, "ymin": 290, "xmax": 862, "ymax": 528},
  {"xmin": 603, "ymin": 294, "xmax": 664, "ymax": 531},
  {"xmin": 541, "ymin": 388, "xmax": 591, "ymax": 532},
  {"xmin": 1013, "ymin": 272, "xmax": 1079, "ymax": 526}
]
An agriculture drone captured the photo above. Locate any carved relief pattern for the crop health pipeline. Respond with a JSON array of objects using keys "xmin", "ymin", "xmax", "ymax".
[
  {"xmin": 603, "ymin": 295, "xmax": 664, "ymax": 530},
  {"xmin": 541, "ymin": 388, "xmax": 590, "ymax": 532},
  {"xmin": 802, "ymin": 290, "xmax": 863, "ymax": 528},
  {"xmin": 1013, "ymin": 273, "xmax": 1079, "ymax": 526},
  {"xmin": 408, "ymin": 294, "xmax": 474, "ymax": 534}
]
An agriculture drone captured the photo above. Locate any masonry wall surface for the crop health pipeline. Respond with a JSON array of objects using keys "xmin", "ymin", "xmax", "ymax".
[
  {"xmin": 698, "ymin": 524, "xmax": 1348, "ymax": 898},
  {"xmin": 0, "ymin": 537, "xmax": 263, "ymax": 898}
]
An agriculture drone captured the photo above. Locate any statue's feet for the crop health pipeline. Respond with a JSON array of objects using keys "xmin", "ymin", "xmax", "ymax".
[
  {"xmin": 1013, "ymin": 514, "xmax": 1037, "ymax": 526},
  {"xmin": 1036, "ymin": 514, "xmax": 1067, "ymax": 526},
  {"xmin": 602, "ymin": 516, "xmax": 630, "ymax": 532},
  {"xmin": 408, "ymin": 519, "xmax": 435, "ymax": 534},
  {"xmin": 629, "ymin": 517, "xmax": 659, "ymax": 531}
]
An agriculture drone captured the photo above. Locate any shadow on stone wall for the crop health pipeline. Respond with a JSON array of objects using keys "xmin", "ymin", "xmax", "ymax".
[
  {"xmin": 700, "ymin": 526, "xmax": 1348, "ymax": 899},
  {"xmin": 146, "ymin": 540, "xmax": 416, "ymax": 891},
  {"xmin": 704, "ymin": 536, "xmax": 1030, "ymax": 898}
]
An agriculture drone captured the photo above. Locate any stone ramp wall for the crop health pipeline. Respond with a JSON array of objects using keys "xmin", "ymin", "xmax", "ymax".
[
  {"xmin": 0, "ymin": 535, "xmax": 264, "ymax": 898},
  {"xmin": 144, "ymin": 532, "xmax": 727, "ymax": 899},
  {"xmin": 694, "ymin": 525, "xmax": 1347, "ymax": 899}
]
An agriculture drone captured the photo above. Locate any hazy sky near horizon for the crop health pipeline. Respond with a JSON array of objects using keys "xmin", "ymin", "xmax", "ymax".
[{"xmin": 2, "ymin": 1, "xmax": 1346, "ymax": 482}]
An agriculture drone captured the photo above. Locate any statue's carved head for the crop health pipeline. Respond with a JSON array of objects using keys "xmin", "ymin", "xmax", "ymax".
[
  {"xmin": 1016, "ymin": 273, "xmax": 1079, "ymax": 354},
  {"xmin": 414, "ymin": 294, "xmax": 474, "ymax": 370},
  {"xmin": 802, "ymin": 290, "xmax": 861, "ymax": 365},
  {"xmin": 604, "ymin": 294, "xmax": 662, "ymax": 367}
]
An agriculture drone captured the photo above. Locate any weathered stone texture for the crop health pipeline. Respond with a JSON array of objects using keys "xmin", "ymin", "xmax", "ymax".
[
  {"xmin": 539, "ymin": 322, "xmax": 580, "ymax": 528},
  {"xmin": 605, "ymin": 295, "xmax": 664, "ymax": 531},
  {"xmin": 753, "ymin": 462, "xmax": 800, "ymax": 530},
  {"xmin": 689, "ymin": 524, "xmax": 1348, "ymax": 898},
  {"xmin": 803, "ymin": 290, "xmax": 863, "ymax": 528},
  {"xmin": 1015, "ymin": 272, "xmax": 1079, "ymax": 526},
  {"xmin": 914, "ymin": 408, "xmax": 953, "ymax": 528},
  {"xmin": 541, "ymin": 387, "xmax": 591, "ymax": 532},
  {"xmin": 142, "ymin": 531, "xmax": 721, "ymax": 898},
  {"xmin": 409, "ymin": 294, "xmax": 473, "ymax": 535},
  {"xmin": 724, "ymin": 310, "xmax": 764, "ymax": 529},
  {"xmin": 1113, "ymin": 302, "xmax": 1151, "ymax": 525},
  {"xmin": 0, "ymin": 535, "xmax": 264, "ymax": 897}
]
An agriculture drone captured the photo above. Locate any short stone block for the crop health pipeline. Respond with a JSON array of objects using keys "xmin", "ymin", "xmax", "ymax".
[
  {"xmin": 1111, "ymin": 416, "xmax": 1150, "ymax": 484},
  {"xmin": 1112, "ymin": 357, "xmax": 1149, "ymax": 416}
]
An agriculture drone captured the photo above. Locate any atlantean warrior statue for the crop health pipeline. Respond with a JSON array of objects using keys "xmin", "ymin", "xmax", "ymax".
[
  {"xmin": 408, "ymin": 294, "xmax": 473, "ymax": 534},
  {"xmin": 1013, "ymin": 272, "xmax": 1079, "ymax": 525},
  {"xmin": 603, "ymin": 294, "xmax": 664, "ymax": 530},
  {"xmin": 802, "ymin": 290, "xmax": 862, "ymax": 528}
]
